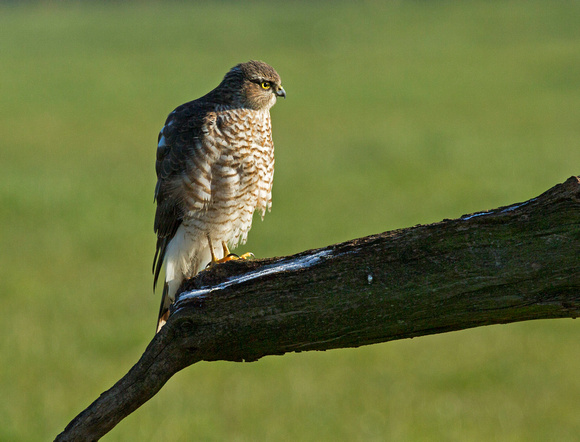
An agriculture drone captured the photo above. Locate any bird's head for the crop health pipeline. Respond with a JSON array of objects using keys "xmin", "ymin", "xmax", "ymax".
[{"xmin": 220, "ymin": 60, "xmax": 285, "ymax": 110}]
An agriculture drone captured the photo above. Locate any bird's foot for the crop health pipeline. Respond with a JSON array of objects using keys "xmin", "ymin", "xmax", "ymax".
[
  {"xmin": 206, "ymin": 237, "xmax": 255, "ymax": 269},
  {"xmin": 217, "ymin": 241, "xmax": 254, "ymax": 262},
  {"xmin": 214, "ymin": 252, "xmax": 255, "ymax": 264}
]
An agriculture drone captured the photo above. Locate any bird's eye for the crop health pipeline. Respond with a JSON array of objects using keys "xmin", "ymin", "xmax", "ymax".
[{"xmin": 260, "ymin": 81, "xmax": 271, "ymax": 89}]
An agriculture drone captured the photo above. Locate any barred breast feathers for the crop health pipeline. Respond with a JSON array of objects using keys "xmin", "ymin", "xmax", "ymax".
[{"xmin": 171, "ymin": 106, "xmax": 274, "ymax": 226}]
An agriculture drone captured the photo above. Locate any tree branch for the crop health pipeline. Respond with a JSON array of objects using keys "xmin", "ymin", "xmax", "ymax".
[{"xmin": 56, "ymin": 176, "xmax": 580, "ymax": 441}]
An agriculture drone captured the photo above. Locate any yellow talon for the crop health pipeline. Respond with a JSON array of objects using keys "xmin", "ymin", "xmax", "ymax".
[{"xmin": 218, "ymin": 251, "xmax": 255, "ymax": 263}]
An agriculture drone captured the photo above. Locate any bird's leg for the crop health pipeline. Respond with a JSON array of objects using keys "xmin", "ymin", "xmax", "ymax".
[
  {"xmin": 207, "ymin": 235, "xmax": 218, "ymax": 263},
  {"xmin": 222, "ymin": 242, "xmax": 231, "ymax": 257},
  {"xmin": 206, "ymin": 236, "xmax": 230, "ymax": 268}
]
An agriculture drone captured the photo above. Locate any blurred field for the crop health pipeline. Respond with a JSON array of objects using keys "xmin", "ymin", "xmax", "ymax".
[{"xmin": 1, "ymin": 1, "xmax": 579, "ymax": 440}]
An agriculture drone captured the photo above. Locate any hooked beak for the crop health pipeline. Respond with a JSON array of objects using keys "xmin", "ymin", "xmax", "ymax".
[{"xmin": 275, "ymin": 86, "xmax": 286, "ymax": 99}]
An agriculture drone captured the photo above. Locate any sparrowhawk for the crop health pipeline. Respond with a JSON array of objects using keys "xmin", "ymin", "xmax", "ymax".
[{"xmin": 153, "ymin": 60, "xmax": 285, "ymax": 333}]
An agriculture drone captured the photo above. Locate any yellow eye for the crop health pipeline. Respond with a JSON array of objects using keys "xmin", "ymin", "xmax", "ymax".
[{"xmin": 261, "ymin": 81, "xmax": 271, "ymax": 89}]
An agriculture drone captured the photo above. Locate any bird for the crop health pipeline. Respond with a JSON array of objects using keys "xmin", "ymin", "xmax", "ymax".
[{"xmin": 153, "ymin": 60, "xmax": 285, "ymax": 333}]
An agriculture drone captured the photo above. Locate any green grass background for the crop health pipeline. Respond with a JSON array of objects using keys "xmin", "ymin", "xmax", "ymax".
[{"xmin": 1, "ymin": 1, "xmax": 579, "ymax": 440}]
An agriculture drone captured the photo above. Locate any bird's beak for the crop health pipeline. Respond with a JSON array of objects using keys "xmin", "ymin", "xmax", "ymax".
[{"xmin": 275, "ymin": 86, "xmax": 286, "ymax": 99}]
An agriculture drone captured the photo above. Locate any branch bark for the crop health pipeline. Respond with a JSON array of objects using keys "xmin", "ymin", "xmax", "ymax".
[{"xmin": 56, "ymin": 176, "xmax": 580, "ymax": 441}]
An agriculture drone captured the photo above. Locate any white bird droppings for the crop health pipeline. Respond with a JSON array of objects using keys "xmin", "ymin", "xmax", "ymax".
[{"xmin": 175, "ymin": 249, "xmax": 333, "ymax": 309}]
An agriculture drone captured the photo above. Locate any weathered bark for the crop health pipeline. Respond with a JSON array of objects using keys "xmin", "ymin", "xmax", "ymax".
[{"xmin": 56, "ymin": 176, "xmax": 580, "ymax": 441}]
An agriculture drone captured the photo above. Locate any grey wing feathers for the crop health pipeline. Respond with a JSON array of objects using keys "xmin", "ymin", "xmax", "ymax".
[{"xmin": 152, "ymin": 101, "xmax": 210, "ymax": 289}]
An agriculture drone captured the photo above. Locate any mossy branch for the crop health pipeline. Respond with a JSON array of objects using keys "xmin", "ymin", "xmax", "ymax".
[{"xmin": 56, "ymin": 176, "xmax": 580, "ymax": 441}]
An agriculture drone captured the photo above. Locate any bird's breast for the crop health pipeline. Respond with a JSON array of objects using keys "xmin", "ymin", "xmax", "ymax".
[{"xmin": 180, "ymin": 107, "xmax": 274, "ymax": 245}]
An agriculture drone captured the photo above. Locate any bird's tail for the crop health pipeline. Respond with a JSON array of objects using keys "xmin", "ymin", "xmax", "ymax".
[
  {"xmin": 156, "ymin": 282, "xmax": 171, "ymax": 334},
  {"xmin": 154, "ymin": 236, "xmax": 213, "ymax": 334}
]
